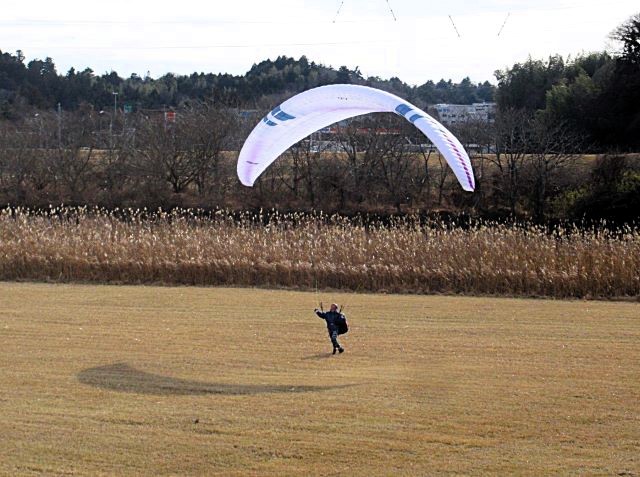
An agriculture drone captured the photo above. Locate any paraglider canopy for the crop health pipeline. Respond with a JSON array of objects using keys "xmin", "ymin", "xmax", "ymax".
[{"xmin": 237, "ymin": 84, "xmax": 475, "ymax": 192}]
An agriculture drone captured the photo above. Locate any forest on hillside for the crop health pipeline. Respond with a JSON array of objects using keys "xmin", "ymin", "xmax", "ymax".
[{"xmin": 0, "ymin": 52, "xmax": 494, "ymax": 114}]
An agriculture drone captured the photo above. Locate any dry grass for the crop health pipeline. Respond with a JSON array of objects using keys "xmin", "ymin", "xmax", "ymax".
[
  {"xmin": 1, "ymin": 207, "xmax": 639, "ymax": 299},
  {"xmin": 0, "ymin": 283, "xmax": 639, "ymax": 475}
]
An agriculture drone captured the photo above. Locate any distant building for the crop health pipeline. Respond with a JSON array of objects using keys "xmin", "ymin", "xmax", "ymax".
[{"xmin": 434, "ymin": 102, "xmax": 496, "ymax": 125}]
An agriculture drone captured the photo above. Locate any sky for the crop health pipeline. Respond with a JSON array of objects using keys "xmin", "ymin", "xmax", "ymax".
[{"xmin": 1, "ymin": 0, "xmax": 638, "ymax": 86}]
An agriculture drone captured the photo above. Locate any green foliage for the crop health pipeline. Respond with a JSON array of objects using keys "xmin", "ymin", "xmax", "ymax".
[
  {"xmin": 543, "ymin": 69, "xmax": 599, "ymax": 136},
  {"xmin": 415, "ymin": 77, "xmax": 494, "ymax": 105},
  {"xmin": 568, "ymin": 155, "xmax": 640, "ymax": 222},
  {"xmin": 495, "ymin": 55, "xmax": 566, "ymax": 111},
  {"xmin": 494, "ymin": 35, "xmax": 639, "ymax": 150},
  {"xmin": 610, "ymin": 12, "xmax": 640, "ymax": 65}
]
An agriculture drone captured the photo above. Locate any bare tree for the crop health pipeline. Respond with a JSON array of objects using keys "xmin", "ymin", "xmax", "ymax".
[
  {"xmin": 334, "ymin": 114, "xmax": 393, "ymax": 207},
  {"xmin": 0, "ymin": 121, "xmax": 33, "ymax": 203},
  {"xmin": 0, "ymin": 113, "xmax": 60, "ymax": 204},
  {"xmin": 525, "ymin": 118, "xmax": 583, "ymax": 221},
  {"xmin": 489, "ymin": 108, "xmax": 531, "ymax": 216},
  {"xmin": 134, "ymin": 103, "xmax": 239, "ymax": 204},
  {"xmin": 253, "ymin": 157, "xmax": 294, "ymax": 209},
  {"xmin": 97, "ymin": 119, "xmax": 138, "ymax": 206},
  {"xmin": 375, "ymin": 119, "xmax": 431, "ymax": 212},
  {"xmin": 283, "ymin": 136, "xmax": 328, "ymax": 208},
  {"xmin": 182, "ymin": 102, "xmax": 238, "ymax": 202},
  {"xmin": 135, "ymin": 112, "xmax": 196, "ymax": 195},
  {"xmin": 609, "ymin": 12, "xmax": 640, "ymax": 64},
  {"xmin": 451, "ymin": 119, "xmax": 496, "ymax": 211},
  {"xmin": 47, "ymin": 108, "xmax": 100, "ymax": 203}
]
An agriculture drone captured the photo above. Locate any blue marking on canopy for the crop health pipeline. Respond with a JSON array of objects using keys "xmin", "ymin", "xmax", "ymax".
[
  {"xmin": 262, "ymin": 117, "xmax": 277, "ymax": 126},
  {"xmin": 271, "ymin": 105, "xmax": 296, "ymax": 121},
  {"xmin": 409, "ymin": 113, "xmax": 424, "ymax": 123},
  {"xmin": 274, "ymin": 110, "xmax": 295, "ymax": 121},
  {"xmin": 395, "ymin": 104, "xmax": 412, "ymax": 116}
]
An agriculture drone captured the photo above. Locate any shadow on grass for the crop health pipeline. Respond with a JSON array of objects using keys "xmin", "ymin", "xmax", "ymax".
[{"xmin": 78, "ymin": 363, "xmax": 354, "ymax": 396}]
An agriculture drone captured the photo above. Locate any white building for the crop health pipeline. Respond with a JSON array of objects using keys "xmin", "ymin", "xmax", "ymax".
[{"xmin": 434, "ymin": 102, "xmax": 496, "ymax": 125}]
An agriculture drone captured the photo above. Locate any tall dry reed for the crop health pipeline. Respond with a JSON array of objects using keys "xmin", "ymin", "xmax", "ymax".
[{"xmin": 1, "ymin": 207, "xmax": 638, "ymax": 298}]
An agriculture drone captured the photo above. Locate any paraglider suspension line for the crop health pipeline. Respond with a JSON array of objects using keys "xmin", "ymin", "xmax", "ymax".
[
  {"xmin": 333, "ymin": 0, "xmax": 397, "ymax": 22},
  {"xmin": 385, "ymin": 0, "xmax": 397, "ymax": 21},
  {"xmin": 497, "ymin": 12, "xmax": 510, "ymax": 36},
  {"xmin": 333, "ymin": 0, "xmax": 346, "ymax": 23},
  {"xmin": 448, "ymin": 15, "xmax": 461, "ymax": 38}
]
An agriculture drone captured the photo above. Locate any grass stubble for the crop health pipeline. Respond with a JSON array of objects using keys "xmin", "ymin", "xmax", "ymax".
[{"xmin": 0, "ymin": 283, "xmax": 638, "ymax": 475}]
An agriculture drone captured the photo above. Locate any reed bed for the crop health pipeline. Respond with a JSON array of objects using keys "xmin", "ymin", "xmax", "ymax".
[{"xmin": 1, "ymin": 207, "xmax": 639, "ymax": 298}]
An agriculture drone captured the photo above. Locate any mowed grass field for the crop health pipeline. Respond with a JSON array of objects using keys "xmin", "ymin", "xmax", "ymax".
[{"xmin": 0, "ymin": 283, "xmax": 638, "ymax": 476}]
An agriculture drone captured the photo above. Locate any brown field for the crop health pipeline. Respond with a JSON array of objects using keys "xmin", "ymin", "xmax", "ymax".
[
  {"xmin": 1, "ymin": 282, "xmax": 638, "ymax": 475},
  {"xmin": 2, "ymin": 208, "xmax": 639, "ymax": 299}
]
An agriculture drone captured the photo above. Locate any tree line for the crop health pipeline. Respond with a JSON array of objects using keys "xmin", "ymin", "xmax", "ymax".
[
  {"xmin": 0, "ymin": 52, "xmax": 494, "ymax": 117},
  {"xmin": 495, "ymin": 13, "xmax": 640, "ymax": 151},
  {"xmin": 1, "ymin": 101, "xmax": 638, "ymax": 223}
]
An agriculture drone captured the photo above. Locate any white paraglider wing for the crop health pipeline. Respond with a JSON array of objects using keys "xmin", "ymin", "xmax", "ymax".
[{"xmin": 237, "ymin": 84, "xmax": 475, "ymax": 192}]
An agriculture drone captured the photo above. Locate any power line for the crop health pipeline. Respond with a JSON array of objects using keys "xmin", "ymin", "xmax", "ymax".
[
  {"xmin": 13, "ymin": 39, "xmax": 404, "ymax": 51},
  {"xmin": 332, "ymin": 0, "xmax": 346, "ymax": 23},
  {"xmin": 1, "ymin": 17, "xmax": 390, "ymax": 26}
]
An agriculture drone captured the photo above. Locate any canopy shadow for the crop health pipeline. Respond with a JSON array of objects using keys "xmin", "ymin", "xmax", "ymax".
[{"xmin": 77, "ymin": 362, "xmax": 354, "ymax": 396}]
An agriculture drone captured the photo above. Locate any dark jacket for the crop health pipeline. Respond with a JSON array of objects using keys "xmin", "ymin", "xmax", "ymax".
[{"xmin": 315, "ymin": 310, "xmax": 347, "ymax": 334}]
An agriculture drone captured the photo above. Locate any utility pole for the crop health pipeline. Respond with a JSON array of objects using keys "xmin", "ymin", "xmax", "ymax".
[
  {"xmin": 110, "ymin": 92, "xmax": 118, "ymax": 147},
  {"xmin": 57, "ymin": 103, "xmax": 62, "ymax": 148},
  {"xmin": 34, "ymin": 113, "xmax": 43, "ymax": 148}
]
